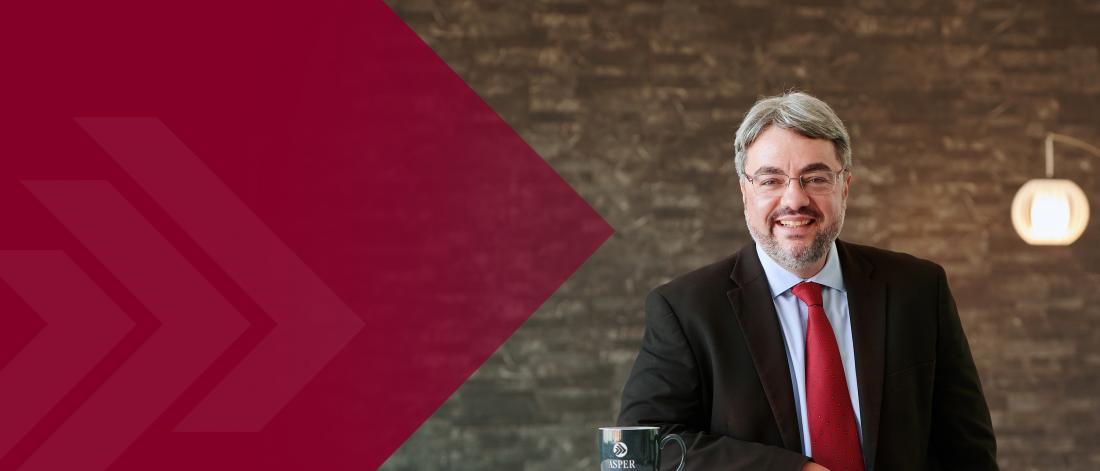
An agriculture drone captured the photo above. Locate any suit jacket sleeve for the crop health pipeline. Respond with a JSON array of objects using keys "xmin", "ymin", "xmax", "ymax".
[
  {"xmin": 930, "ymin": 266, "xmax": 999, "ymax": 469},
  {"xmin": 618, "ymin": 290, "xmax": 809, "ymax": 471}
]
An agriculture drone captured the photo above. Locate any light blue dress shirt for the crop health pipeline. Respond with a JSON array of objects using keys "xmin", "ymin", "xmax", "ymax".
[{"xmin": 755, "ymin": 241, "xmax": 862, "ymax": 458}]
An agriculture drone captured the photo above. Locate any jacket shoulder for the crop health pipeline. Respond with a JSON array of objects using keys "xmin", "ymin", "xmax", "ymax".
[
  {"xmin": 840, "ymin": 240, "xmax": 945, "ymax": 279},
  {"xmin": 650, "ymin": 254, "xmax": 738, "ymax": 304}
]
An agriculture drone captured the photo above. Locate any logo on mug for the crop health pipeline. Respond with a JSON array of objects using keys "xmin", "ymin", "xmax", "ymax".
[
  {"xmin": 613, "ymin": 442, "xmax": 629, "ymax": 458},
  {"xmin": 600, "ymin": 426, "xmax": 686, "ymax": 471}
]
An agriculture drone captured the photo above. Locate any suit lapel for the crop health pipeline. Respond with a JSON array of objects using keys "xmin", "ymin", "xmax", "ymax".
[
  {"xmin": 727, "ymin": 245, "xmax": 802, "ymax": 452},
  {"xmin": 837, "ymin": 241, "xmax": 886, "ymax": 471}
]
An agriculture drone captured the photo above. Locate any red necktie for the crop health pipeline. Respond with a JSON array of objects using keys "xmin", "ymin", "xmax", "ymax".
[{"xmin": 791, "ymin": 281, "xmax": 864, "ymax": 471}]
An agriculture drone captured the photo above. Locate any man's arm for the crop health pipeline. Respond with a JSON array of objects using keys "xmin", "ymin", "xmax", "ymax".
[
  {"xmin": 617, "ymin": 290, "xmax": 810, "ymax": 471},
  {"xmin": 930, "ymin": 266, "xmax": 998, "ymax": 469}
]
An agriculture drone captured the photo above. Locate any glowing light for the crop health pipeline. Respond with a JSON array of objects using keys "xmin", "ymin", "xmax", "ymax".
[{"xmin": 1012, "ymin": 179, "xmax": 1090, "ymax": 245}]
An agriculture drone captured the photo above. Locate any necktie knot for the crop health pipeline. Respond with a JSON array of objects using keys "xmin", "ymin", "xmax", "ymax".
[{"xmin": 792, "ymin": 281, "xmax": 823, "ymax": 307}]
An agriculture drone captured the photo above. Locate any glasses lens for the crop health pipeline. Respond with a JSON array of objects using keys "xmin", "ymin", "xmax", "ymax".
[
  {"xmin": 801, "ymin": 172, "xmax": 836, "ymax": 194},
  {"xmin": 753, "ymin": 175, "xmax": 789, "ymax": 196},
  {"xmin": 751, "ymin": 171, "xmax": 838, "ymax": 196}
]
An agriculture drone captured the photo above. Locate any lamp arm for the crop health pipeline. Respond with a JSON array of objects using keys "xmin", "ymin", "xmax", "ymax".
[{"xmin": 1045, "ymin": 132, "xmax": 1100, "ymax": 178}]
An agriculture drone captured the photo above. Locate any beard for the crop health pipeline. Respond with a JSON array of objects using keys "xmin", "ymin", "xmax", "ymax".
[{"xmin": 746, "ymin": 203, "xmax": 845, "ymax": 274}]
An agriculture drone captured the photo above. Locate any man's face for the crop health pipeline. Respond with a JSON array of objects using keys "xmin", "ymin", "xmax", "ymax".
[{"xmin": 740, "ymin": 126, "xmax": 851, "ymax": 272}]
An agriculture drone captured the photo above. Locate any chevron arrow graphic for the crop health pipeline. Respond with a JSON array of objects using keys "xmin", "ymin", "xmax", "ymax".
[
  {"xmin": 75, "ymin": 118, "xmax": 365, "ymax": 432},
  {"xmin": 0, "ymin": 251, "xmax": 132, "ymax": 459},
  {"xmin": 19, "ymin": 181, "xmax": 249, "ymax": 470},
  {"xmin": 0, "ymin": 1, "xmax": 612, "ymax": 468}
]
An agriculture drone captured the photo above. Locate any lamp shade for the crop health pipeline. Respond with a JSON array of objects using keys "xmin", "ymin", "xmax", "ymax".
[{"xmin": 1011, "ymin": 178, "xmax": 1090, "ymax": 245}]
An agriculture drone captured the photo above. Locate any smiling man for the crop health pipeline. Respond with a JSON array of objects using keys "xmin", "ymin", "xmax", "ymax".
[{"xmin": 617, "ymin": 92, "xmax": 998, "ymax": 471}]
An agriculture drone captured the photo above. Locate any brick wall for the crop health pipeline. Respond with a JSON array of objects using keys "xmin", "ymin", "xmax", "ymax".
[{"xmin": 380, "ymin": 1, "xmax": 1100, "ymax": 469}]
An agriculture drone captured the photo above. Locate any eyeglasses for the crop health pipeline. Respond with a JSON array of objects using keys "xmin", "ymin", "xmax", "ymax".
[{"xmin": 744, "ymin": 168, "xmax": 848, "ymax": 197}]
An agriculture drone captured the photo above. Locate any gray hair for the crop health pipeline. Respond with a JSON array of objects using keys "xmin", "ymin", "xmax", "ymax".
[{"xmin": 733, "ymin": 91, "xmax": 851, "ymax": 177}]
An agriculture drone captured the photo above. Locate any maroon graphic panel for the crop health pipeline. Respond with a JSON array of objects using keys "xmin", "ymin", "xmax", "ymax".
[{"xmin": 0, "ymin": 1, "xmax": 612, "ymax": 470}]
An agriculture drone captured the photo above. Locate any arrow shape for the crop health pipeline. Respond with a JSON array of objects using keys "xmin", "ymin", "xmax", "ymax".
[
  {"xmin": 20, "ymin": 181, "xmax": 248, "ymax": 470},
  {"xmin": 75, "ymin": 118, "xmax": 364, "ymax": 432},
  {"xmin": 0, "ymin": 251, "xmax": 132, "ymax": 458}
]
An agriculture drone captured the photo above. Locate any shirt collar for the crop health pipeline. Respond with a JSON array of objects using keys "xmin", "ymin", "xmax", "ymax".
[{"xmin": 755, "ymin": 241, "xmax": 846, "ymax": 299}]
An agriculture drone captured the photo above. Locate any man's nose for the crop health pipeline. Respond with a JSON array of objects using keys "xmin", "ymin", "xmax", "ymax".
[{"xmin": 779, "ymin": 178, "xmax": 811, "ymax": 209}]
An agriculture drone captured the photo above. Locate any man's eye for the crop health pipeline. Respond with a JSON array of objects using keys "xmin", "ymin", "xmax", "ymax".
[
  {"xmin": 758, "ymin": 177, "xmax": 784, "ymax": 186},
  {"xmin": 805, "ymin": 176, "xmax": 831, "ymax": 185}
]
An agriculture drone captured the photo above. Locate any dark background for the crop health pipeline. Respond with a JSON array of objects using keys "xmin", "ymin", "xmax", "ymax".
[{"xmin": 381, "ymin": 1, "xmax": 1100, "ymax": 469}]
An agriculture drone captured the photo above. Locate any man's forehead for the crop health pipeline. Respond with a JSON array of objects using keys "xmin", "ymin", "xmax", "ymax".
[
  {"xmin": 751, "ymin": 162, "xmax": 836, "ymax": 175},
  {"xmin": 744, "ymin": 127, "xmax": 842, "ymax": 171}
]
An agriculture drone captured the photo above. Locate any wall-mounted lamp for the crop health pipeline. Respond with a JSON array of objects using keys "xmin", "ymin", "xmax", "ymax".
[{"xmin": 1011, "ymin": 133, "xmax": 1098, "ymax": 245}]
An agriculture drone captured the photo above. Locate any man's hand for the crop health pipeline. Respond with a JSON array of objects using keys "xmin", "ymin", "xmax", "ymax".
[{"xmin": 801, "ymin": 462, "xmax": 830, "ymax": 471}]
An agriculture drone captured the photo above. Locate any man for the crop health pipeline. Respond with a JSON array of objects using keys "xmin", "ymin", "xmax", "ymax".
[{"xmin": 617, "ymin": 92, "xmax": 998, "ymax": 471}]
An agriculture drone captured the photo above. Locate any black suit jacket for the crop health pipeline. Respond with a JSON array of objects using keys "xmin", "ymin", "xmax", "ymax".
[{"xmin": 618, "ymin": 240, "xmax": 998, "ymax": 471}]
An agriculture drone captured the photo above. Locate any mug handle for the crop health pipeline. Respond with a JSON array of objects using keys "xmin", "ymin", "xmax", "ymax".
[{"xmin": 659, "ymin": 433, "xmax": 686, "ymax": 471}]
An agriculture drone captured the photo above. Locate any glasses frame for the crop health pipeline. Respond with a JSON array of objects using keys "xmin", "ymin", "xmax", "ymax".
[{"xmin": 744, "ymin": 167, "xmax": 850, "ymax": 196}]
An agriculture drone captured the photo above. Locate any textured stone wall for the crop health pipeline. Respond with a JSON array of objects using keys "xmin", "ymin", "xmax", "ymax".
[{"xmin": 379, "ymin": 1, "xmax": 1100, "ymax": 470}]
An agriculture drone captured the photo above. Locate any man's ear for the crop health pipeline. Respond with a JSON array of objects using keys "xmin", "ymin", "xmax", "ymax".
[
  {"xmin": 739, "ymin": 177, "xmax": 749, "ymax": 207},
  {"xmin": 841, "ymin": 172, "xmax": 852, "ymax": 200}
]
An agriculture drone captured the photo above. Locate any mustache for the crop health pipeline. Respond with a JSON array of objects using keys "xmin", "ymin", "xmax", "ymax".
[{"xmin": 767, "ymin": 207, "xmax": 822, "ymax": 225}]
